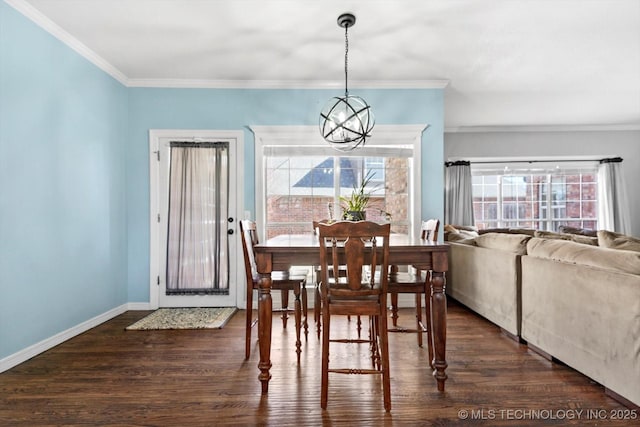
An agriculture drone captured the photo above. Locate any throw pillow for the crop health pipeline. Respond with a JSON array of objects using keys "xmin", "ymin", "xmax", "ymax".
[
  {"xmin": 534, "ymin": 230, "xmax": 573, "ymax": 241},
  {"xmin": 558, "ymin": 225, "xmax": 597, "ymax": 237},
  {"xmin": 570, "ymin": 234, "xmax": 598, "ymax": 246},
  {"xmin": 597, "ymin": 230, "xmax": 640, "ymax": 252},
  {"xmin": 453, "ymin": 224, "xmax": 479, "ymax": 232},
  {"xmin": 446, "ymin": 234, "xmax": 477, "ymax": 245},
  {"xmin": 474, "ymin": 232, "xmax": 531, "ymax": 255},
  {"xmin": 444, "ymin": 224, "xmax": 459, "ymax": 234}
]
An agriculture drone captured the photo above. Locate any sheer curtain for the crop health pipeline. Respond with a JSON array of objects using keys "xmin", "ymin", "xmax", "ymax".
[
  {"xmin": 444, "ymin": 161, "xmax": 474, "ymax": 226},
  {"xmin": 166, "ymin": 142, "xmax": 229, "ymax": 294},
  {"xmin": 597, "ymin": 157, "xmax": 630, "ymax": 234}
]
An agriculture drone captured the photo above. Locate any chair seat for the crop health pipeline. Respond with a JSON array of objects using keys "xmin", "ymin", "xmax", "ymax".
[
  {"xmin": 389, "ymin": 271, "xmax": 429, "ymax": 292},
  {"xmin": 290, "ymin": 267, "xmax": 310, "ymax": 277},
  {"xmin": 267, "ymin": 271, "xmax": 308, "ymax": 284}
]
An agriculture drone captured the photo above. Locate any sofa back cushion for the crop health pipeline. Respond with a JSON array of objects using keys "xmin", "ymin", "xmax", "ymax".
[
  {"xmin": 444, "ymin": 224, "xmax": 479, "ymax": 242},
  {"xmin": 446, "ymin": 233, "xmax": 477, "ymax": 245},
  {"xmin": 478, "ymin": 227, "xmax": 536, "ymax": 236},
  {"xmin": 534, "ymin": 230, "xmax": 572, "ymax": 241},
  {"xmin": 527, "ymin": 237, "xmax": 640, "ymax": 275},
  {"xmin": 569, "ymin": 234, "xmax": 599, "ymax": 246},
  {"xmin": 558, "ymin": 225, "xmax": 597, "ymax": 237},
  {"xmin": 474, "ymin": 232, "xmax": 531, "ymax": 255},
  {"xmin": 534, "ymin": 230, "xmax": 598, "ymax": 246},
  {"xmin": 597, "ymin": 230, "xmax": 640, "ymax": 252},
  {"xmin": 445, "ymin": 224, "xmax": 478, "ymax": 233}
]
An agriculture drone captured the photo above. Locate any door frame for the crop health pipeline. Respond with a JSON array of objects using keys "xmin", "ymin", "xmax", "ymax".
[{"xmin": 148, "ymin": 129, "xmax": 245, "ymax": 309}]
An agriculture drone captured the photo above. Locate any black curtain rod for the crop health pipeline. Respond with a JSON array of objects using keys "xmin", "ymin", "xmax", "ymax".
[
  {"xmin": 599, "ymin": 157, "xmax": 623, "ymax": 164},
  {"xmin": 446, "ymin": 157, "xmax": 622, "ymax": 166},
  {"xmin": 170, "ymin": 140, "xmax": 228, "ymax": 148}
]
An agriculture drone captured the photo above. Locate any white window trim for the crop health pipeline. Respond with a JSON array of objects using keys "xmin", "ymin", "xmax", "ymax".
[
  {"xmin": 250, "ymin": 124, "xmax": 427, "ymax": 238},
  {"xmin": 466, "ymin": 157, "xmax": 600, "ymax": 231}
]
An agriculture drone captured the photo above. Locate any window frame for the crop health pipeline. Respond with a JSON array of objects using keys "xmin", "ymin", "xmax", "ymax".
[
  {"xmin": 469, "ymin": 159, "xmax": 599, "ymax": 231},
  {"xmin": 252, "ymin": 125, "xmax": 426, "ymax": 240}
]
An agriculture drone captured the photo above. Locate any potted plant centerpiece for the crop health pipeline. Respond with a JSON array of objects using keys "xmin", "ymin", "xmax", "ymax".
[{"xmin": 340, "ymin": 170, "xmax": 381, "ymax": 221}]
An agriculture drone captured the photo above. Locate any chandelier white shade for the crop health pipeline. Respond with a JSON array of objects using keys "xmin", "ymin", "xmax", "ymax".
[{"xmin": 319, "ymin": 13, "xmax": 375, "ymax": 151}]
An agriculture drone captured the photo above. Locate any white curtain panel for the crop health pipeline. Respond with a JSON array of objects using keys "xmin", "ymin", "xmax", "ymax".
[
  {"xmin": 597, "ymin": 159, "xmax": 630, "ymax": 234},
  {"xmin": 166, "ymin": 143, "xmax": 229, "ymax": 293},
  {"xmin": 444, "ymin": 161, "xmax": 475, "ymax": 226}
]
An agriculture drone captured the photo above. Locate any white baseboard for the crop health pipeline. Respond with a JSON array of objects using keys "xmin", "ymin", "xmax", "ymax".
[
  {"xmin": 0, "ymin": 303, "xmax": 131, "ymax": 373},
  {"xmin": 127, "ymin": 302, "xmax": 153, "ymax": 311}
]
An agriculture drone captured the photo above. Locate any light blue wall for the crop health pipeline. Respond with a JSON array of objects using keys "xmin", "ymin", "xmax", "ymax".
[
  {"xmin": 0, "ymin": 3, "xmax": 129, "ymax": 359},
  {"xmin": 126, "ymin": 88, "xmax": 444, "ymax": 302},
  {"xmin": 0, "ymin": 1, "xmax": 445, "ymax": 361}
]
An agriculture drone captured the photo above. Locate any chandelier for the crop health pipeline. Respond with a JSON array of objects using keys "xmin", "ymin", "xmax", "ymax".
[{"xmin": 319, "ymin": 13, "xmax": 375, "ymax": 151}]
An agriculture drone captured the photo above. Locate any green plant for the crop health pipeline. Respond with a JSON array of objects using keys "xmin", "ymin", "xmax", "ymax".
[
  {"xmin": 340, "ymin": 170, "xmax": 376, "ymax": 213},
  {"xmin": 340, "ymin": 170, "xmax": 392, "ymax": 221}
]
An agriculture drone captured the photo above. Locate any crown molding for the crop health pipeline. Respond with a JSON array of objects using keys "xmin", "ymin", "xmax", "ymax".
[
  {"xmin": 6, "ymin": 0, "xmax": 129, "ymax": 85},
  {"xmin": 445, "ymin": 124, "xmax": 640, "ymax": 133},
  {"xmin": 127, "ymin": 78, "xmax": 450, "ymax": 90}
]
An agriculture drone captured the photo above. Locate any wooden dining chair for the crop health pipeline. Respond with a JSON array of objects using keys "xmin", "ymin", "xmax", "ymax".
[
  {"xmin": 317, "ymin": 220, "xmax": 392, "ymax": 411},
  {"xmin": 312, "ymin": 220, "xmax": 359, "ymax": 339},
  {"xmin": 239, "ymin": 220, "xmax": 308, "ymax": 362},
  {"xmin": 387, "ymin": 219, "xmax": 439, "ymax": 362}
]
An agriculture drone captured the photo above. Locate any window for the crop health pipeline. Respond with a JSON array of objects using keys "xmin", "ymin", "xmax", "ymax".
[
  {"xmin": 471, "ymin": 162, "xmax": 598, "ymax": 231},
  {"xmin": 252, "ymin": 125, "xmax": 425, "ymax": 240},
  {"xmin": 264, "ymin": 155, "xmax": 409, "ymax": 238}
]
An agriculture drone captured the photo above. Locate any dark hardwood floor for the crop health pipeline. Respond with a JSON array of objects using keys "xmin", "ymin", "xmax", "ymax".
[{"xmin": 1, "ymin": 300, "xmax": 635, "ymax": 426}]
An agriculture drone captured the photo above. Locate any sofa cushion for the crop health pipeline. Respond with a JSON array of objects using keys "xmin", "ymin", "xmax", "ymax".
[
  {"xmin": 474, "ymin": 232, "xmax": 531, "ymax": 255},
  {"xmin": 444, "ymin": 224, "xmax": 479, "ymax": 242},
  {"xmin": 527, "ymin": 237, "xmax": 640, "ymax": 275},
  {"xmin": 446, "ymin": 233, "xmax": 477, "ymax": 245},
  {"xmin": 534, "ymin": 230, "xmax": 573, "ymax": 240},
  {"xmin": 450, "ymin": 224, "xmax": 478, "ymax": 232},
  {"xmin": 569, "ymin": 234, "xmax": 599, "ymax": 246},
  {"xmin": 597, "ymin": 230, "xmax": 640, "ymax": 252},
  {"xmin": 445, "ymin": 232, "xmax": 476, "ymax": 246},
  {"xmin": 558, "ymin": 225, "xmax": 597, "ymax": 237},
  {"xmin": 479, "ymin": 227, "xmax": 536, "ymax": 236},
  {"xmin": 534, "ymin": 230, "xmax": 598, "ymax": 246}
]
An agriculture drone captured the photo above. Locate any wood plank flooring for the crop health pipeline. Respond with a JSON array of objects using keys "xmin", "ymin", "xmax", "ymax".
[{"xmin": 1, "ymin": 300, "xmax": 634, "ymax": 426}]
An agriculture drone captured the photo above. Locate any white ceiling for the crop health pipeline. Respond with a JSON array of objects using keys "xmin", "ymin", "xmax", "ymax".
[{"xmin": 10, "ymin": 0, "xmax": 640, "ymax": 129}]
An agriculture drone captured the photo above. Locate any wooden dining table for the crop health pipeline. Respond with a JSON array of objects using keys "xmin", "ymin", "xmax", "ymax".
[{"xmin": 253, "ymin": 232, "xmax": 450, "ymax": 394}]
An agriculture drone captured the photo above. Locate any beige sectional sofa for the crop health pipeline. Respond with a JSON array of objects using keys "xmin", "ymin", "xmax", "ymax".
[
  {"xmin": 447, "ymin": 232, "xmax": 529, "ymax": 337},
  {"xmin": 445, "ymin": 227, "xmax": 640, "ymax": 407}
]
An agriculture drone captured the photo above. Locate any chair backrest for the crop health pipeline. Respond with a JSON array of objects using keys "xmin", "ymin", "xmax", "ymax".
[
  {"xmin": 239, "ymin": 219, "xmax": 259, "ymax": 285},
  {"xmin": 312, "ymin": 219, "xmax": 333, "ymax": 235},
  {"xmin": 420, "ymin": 219, "xmax": 440, "ymax": 242},
  {"xmin": 317, "ymin": 221, "xmax": 391, "ymax": 297}
]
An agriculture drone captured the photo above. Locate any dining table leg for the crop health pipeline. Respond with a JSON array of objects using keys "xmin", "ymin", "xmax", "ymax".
[
  {"xmin": 430, "ymin": 270, "xmax": 448, "ymax": 391},
  {"xmin": 257, "ymin": 273, "xmax": 273, "ymax": 393}
]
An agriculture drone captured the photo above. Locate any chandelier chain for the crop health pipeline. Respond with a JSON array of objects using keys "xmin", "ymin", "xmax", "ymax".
[{"xmin": 344, "ymin": 24, "xmax": 349, "ymax": 97}]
